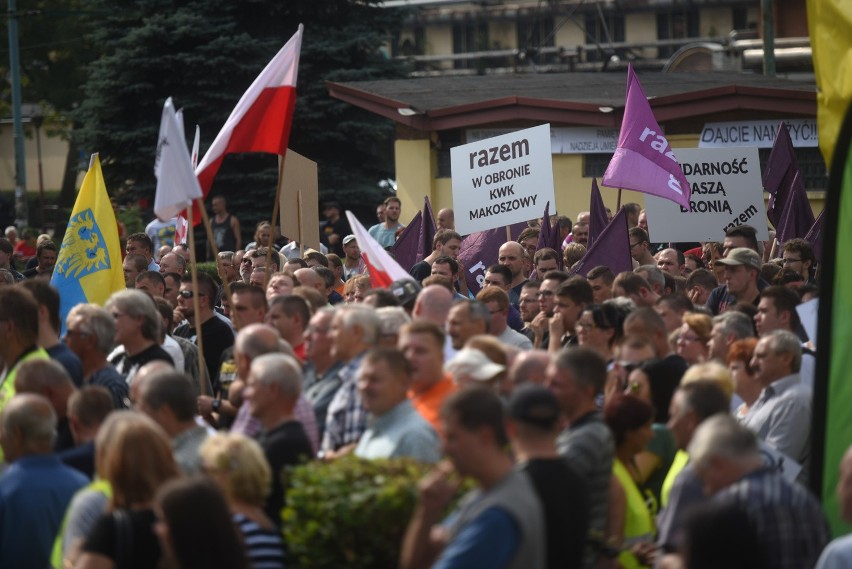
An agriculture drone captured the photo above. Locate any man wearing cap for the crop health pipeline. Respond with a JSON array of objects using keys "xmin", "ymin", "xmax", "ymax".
[
  {"xmin": 705, "ymin": 247, "xmax": 766, "ymax": 315},
  {"xmin": 342, "ymin": 235, "xmax": 368, "ymax": 281},
  {"xmin": 321, "ymin": 202, "xmax": 351, "ymax": 257},
  {"xmin": 508, "ymin": 385, "xmax": 588, "ymax": 569},
  {"xmin": 445, "ymin": 348, "xmax": 506, "ymax": 390}
]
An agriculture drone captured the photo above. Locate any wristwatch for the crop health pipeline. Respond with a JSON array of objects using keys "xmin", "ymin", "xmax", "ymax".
[{"xmin": 211, "ymin": 399, "xmax": 221, "ymax": 412}]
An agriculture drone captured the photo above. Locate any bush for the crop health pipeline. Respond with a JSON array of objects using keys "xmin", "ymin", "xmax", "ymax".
[{"xmin": 283, "ymin": 456, "xmax": 451, "ymax": 569}]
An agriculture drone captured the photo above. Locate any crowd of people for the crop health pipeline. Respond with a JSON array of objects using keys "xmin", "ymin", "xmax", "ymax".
[{"xmin": 0, "ymin": 193, "xmax": 844, "ymax": 569}]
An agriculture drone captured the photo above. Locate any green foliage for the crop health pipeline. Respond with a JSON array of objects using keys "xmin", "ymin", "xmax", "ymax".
[
  {"xmin": 194, "ymin": 261, "xmax": 220, "ymax": 283},
  {"xmin": 283, "ymin": 456, "xmax": 436, "ymax": 569},
  {"xmin": 69, "ymin": 0, "xmax": 409, "ymax": 237},
  {"xmin": 115, "ymin": 205, "xmax": 145, "ymax": 236}
]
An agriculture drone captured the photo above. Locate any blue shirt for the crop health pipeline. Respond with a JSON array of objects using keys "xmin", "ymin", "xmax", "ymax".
[
  {"xmin": 368, "ymin": 223, "xmax": 404, "ymax": 248},
  {"xmin": 354, "ymin": 400, "xmax": 440, "ymax": 463},
  {"xmin": 435, "ymin": 507, "xmax": 520, "ymax": 569},
  {"xmin": 0, "ymin": 454, "xmax": 88, "ymax": 568}
]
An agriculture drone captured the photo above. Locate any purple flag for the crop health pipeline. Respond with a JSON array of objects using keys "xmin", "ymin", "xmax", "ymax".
[
  {"xmin": 390, "ymin": 210, "xmax": 423, "ymax": 272},
  {"xmin": 416, "ymin": 196, "xmax": 437, "ymax": 262},
  {"xmin": 602, "ymin": 64, "xmax": 692, "ymax": 210},
  {"xmin": 459, "ymin": 222, "xmax": 526, "ymax": 296},
  {"xmin": 589, "ymin": 178, "xmax": 608, "ymax": 247},
  {"xmin": 774, "ymin": 171, "xmax": 815, "ymax": 249},
  {"xmin": 763, "ymin": 122, "xmax": 800, "ymax": 227},
  {"xmin": 569, "ymin": 207, "xmax": 632, "ymax": 277},
  {"xmin": 533, "ymin": 201, "xmax": 563, "ymax": 273},
  {"xmin": 804, "ymin": 209, "xmax": 825, "ymax": 262}
]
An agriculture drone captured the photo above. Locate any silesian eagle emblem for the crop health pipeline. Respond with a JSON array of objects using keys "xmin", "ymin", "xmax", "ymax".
[{"xmin": 55, "ymin": 209, "xmax": 111, "ymax": 279}]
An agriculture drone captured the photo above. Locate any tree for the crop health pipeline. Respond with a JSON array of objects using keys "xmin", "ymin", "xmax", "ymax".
[{"xmin": 72, "ymin": 0, "xmax": 407, "ymax": 238}]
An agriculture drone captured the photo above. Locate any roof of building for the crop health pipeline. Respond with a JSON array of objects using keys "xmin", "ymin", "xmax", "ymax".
[{"xmin": 327, "ymin": 71, "xmax": 816, "ymax": 131}]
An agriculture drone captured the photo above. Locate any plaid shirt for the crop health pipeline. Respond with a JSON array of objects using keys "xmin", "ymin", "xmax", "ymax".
[
  {"xmin": 321, "ymin": 352, "xmax": 368, "ymax": 452},
  {"xmin": 716, "ymin": 467, "xmax": 830, "ymax": 569}
]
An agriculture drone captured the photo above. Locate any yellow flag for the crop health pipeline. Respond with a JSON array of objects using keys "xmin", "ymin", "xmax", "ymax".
[
  {"xmin": 50, "ymin": 155, "xmax": 126, "ymax": 327},
  {"xmin": 807, "ymin": 0, "xmax": 852, "ymax": 169}
]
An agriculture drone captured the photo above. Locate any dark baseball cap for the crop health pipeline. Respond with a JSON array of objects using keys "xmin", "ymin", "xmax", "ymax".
[{"xmin": 508, "ymin": 384, "xmax": 561, "ymax": 430}]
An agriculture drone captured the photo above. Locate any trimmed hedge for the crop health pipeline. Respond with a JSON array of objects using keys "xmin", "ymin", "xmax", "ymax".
[{"xmin": 283, "ymin": 457, "xmax": 456, "ymax": 569}]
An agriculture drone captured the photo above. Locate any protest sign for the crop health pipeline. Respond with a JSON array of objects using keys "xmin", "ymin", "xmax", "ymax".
[
  {"xmin": 644, "ymin": 147, "xmax": 769, "ymax": 243},
  {"xmin": 451, "ymin": 124, "xmax": 555, "ymax": 235},
  {"xmin": 279, "ymin": 149, "xmax": 319, "ymax": 250}
]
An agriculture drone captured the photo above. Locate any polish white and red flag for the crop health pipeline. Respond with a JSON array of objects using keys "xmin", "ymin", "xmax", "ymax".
[
  {"xmin": 345, "ymin": 211, "xmax": 413, "ymax": 289},
  {"xmin": 190, "ymin": 24, "xmax": 303, "ymax": 221}
]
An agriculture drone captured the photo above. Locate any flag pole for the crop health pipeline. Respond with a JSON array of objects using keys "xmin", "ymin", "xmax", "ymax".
[
  {"xmin": 186, "ymin": 202, "xmax": 208, "ymax": 396},
  {"xmin": 297, "ymin": 189, "xmax": 304, "ymax": 257},
  {"xmin": 616, "ymin": 188, "xmax": 623, "ymax": 211},
  {"xmin": 506, "ymin": 225, "xmax": 512, "ymax": 242},
  {"xmin": 265, "ymin": 156, "xmax": 287, "ymax": 285}
]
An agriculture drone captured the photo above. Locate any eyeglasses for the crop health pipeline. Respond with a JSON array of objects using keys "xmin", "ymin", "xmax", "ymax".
[
  {"xmin": 629, "ymin": 242, "xmax": 641, "ymax": 248},
  {"xmin": 519, "ymin": 298, "xmax": 539, "ymax": 304},
  {"xmin": 179, "ymin": 290, "xmax": 206, "ymax": 299},
  {"xmin": 782, "ymin": 258, "xmax": 802, "ymax": 265},
  {"xmin": 676, "ymin": 334, "xmax": 702, "ymax": 343},
  {"xmin": 575, "ymin": 320, "xmax": 598, "ymax": 330}
]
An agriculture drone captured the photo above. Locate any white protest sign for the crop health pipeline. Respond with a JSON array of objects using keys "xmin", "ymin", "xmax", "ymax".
[
  {"xmin": 644, "ymin": 147, "xmax": 769, "ymax": 243},
  {"xmin": 699, "ymin": 119, "xmax": 818, "ymax": 148},
  {"xmin": 452, "ymin": 124, "xmax": 555, "ymax": 235},
  {"xmin": 797, "ymin": 297, "xmax": 819, "ymax": 347}
]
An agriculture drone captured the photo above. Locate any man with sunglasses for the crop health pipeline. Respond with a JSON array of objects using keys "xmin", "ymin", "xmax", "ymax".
[{"xmin": 173, "ymin": 273, "xmax": 234, "ymax": 396}]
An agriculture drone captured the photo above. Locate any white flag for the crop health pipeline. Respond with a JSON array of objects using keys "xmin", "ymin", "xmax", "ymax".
[{"xmin": 154, "ymin": 97, "xmax": 203, "ymax": 221}]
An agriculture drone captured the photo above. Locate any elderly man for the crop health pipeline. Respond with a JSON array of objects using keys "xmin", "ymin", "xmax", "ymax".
[
  {"xmin": 14, "ymin": 359, "xmax": 78, "ymax": 453},
  {"xmin": 138, "ymin": 371, "xmax": 209, "ymax": 474},
  {"xmin": 354, "ymin": 347, "xmax": 439, "ymax": 463},
  {"xmin": 105, "ymin": 289, "xmax": 173, "ymax": 384},
  {"xmin": 743, "ymin": 330, "xmax": 811, "ymax": 477},
  {"xmin": 65, "ymin": 304, "xmax": 130, "ymax": 408},
  {"xmin": 0, "ymin": 394, "xmax": 88, "ymax": 567},
  {"xmin": 321, "ymin": 304, "xmax": 380, "ymax": 456},
  {"xmin": 158, "ymin": 252, "xmax": 186, "ymax": 276},
  {"xmin": 400, "ymin": 388, "xmax": 545, "ymax": 569},
  {"xmin": 546, "ymin": 347, "xmax": 613, "ymax": 568},
  {"xmin": 689, "ymin": 415, "xmax": 829, "ymax": 569},
  {"xmin": 244, "ymin": 353, "xmax": 314, "ymax": 525},
  {"xmin": 437, "ymin": 208, "xmax": 455, "ymax": 230},
  {"xmin": 446, "ymin": 300, "xmax": 489, "ymax": 351},
  {"xmin": 706, "ymin": 311, "xmax": 755, "ymax": 363}
]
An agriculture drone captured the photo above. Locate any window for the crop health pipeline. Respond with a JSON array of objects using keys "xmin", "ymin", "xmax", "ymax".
[
  {"xmin": 452, "ymin": 22, "xmax": 488, "ymax": 70},
  {"xmin": 657, "ymin": 10, "xmax": 700, "ymax": 58},
  {"xmin": 517, "ymin": 16, "xmax": 557, "ymax": 64},
  {"xmin": 584, "ymin": 12, "xmax": 625, "ymax": 63},
  {"xmin": 584, "ymin": 153, "xmax": 612, "ymax": 178}
]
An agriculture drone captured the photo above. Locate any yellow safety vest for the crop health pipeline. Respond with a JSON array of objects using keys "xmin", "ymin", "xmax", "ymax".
[
  {"xmin": 613, "ymin": 458, "xmax": 655, "ymax": 569},
  {"xmin": 661, "ymin": 450, "xmax": 690, "ymax": 509},
  {"xmin": 0, "ymin": 347, "xmax": 49, "ymax": 463},
  {"xmin": 51, "ymin": 479, "xmax": 113, "ymax": 569}
]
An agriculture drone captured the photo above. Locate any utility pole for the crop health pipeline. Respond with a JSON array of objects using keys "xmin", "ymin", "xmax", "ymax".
[
  {"xmin": 7, "ymin": 0, "xmax": 29, "ymax": 227},
  {"xmin": 761, "ymin": 0, "xmax": 776, "ymax": 77}
]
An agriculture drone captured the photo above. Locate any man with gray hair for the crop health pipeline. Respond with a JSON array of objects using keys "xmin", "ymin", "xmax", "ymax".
[
  {"xmin": 14, "ymin": 359, "xmax": 77, "ymax": 453},
  {"xmin": 706, "ymin": 311, "xmax": 755, "ymax": 362},
  {"xmin": 635, "ymin": 264, "xmax": 666, "ymax": 296},
  {"xmin": 138, "ymin": 371, "xmax": 209, "ymax": 474},
  {"xmin": 65, "ymin": 304, "xmax": 130, "ymax": 409},
  {"xmin": 321, "ymin": 305, "xmax": 380, "ymax": 456},
  {"xmin": 743, "ymin": 330, "xmax": 811, "ymax": 478},
  {"xmin": 446, "ymin": 299, "xmax": 490, "ymax": 351},
  {"xmin": 0, "ymin": 394, "xmax": 88, "ymax": 567},
  {"xmin": 105, "ymin": 289, "xmax": 173, "ymax": 384},
  {"xmin": 244, "ymin": 353, "xmax": 313, "ymax": 525},
  {"xmin": 688, "ymin": 414, "xmax": 829, "ymax": 569}
]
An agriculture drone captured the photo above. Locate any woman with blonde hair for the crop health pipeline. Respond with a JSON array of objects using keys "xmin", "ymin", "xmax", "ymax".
[
  {"xmin": 75, "ymin": 411, "xmax": 179, "ymax": 569},
  {"xmin": 675, "ymin": 312, "xmax": 712, "ymax": 365},
  {"xmin": 200, "ymin": 433, "xmax": 285, "ymax": 569}
]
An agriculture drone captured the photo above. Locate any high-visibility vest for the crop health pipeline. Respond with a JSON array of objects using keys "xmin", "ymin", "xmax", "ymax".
[
  {"xmin": 661, "ymin": 450, "xmax": 690, "ymax": 508},
  {"xmin": 51, "ymin": 479, "xmax": 113, "ymax": 569},
  {"xmin": 613, "ymin": 459, "xmax": 655, "ymax": 569},
  {"xmin": 0, "ymin": 347, "xmax": 49, "ymax": 463}
]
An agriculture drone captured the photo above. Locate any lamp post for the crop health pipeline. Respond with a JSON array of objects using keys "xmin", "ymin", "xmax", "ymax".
[{"xmin": 7, "ymin": 0, "xmax": 29, "ymax": 227}]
